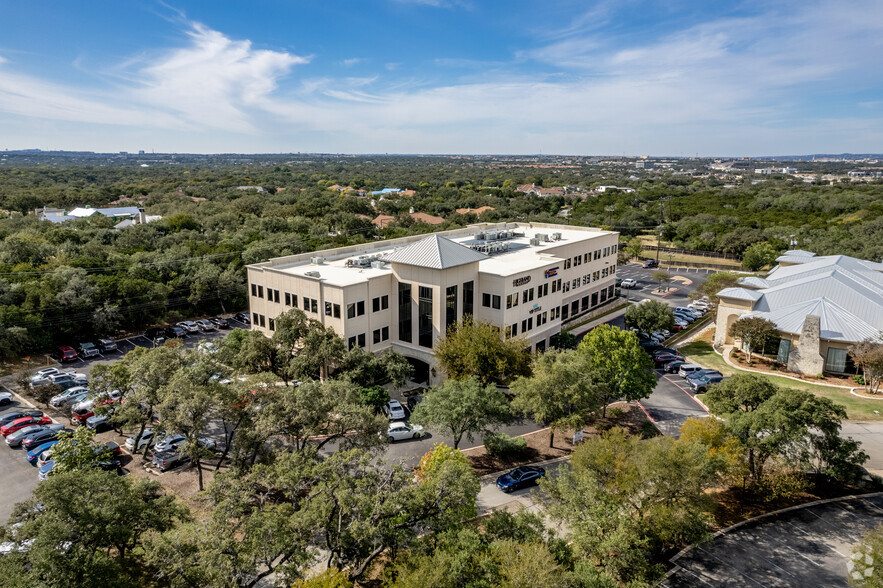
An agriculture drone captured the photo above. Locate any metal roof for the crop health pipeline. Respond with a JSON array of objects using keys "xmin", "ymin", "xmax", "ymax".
[
  {"xmin": 717, "ymin": 287, "xmax": 763, "ymax": 302},
  {"xmin": 746, "ymin": 297, "xmax": 881, "ymax": 343},
  {"xmin": 382, "ymin": 234, "xmax": 488, "ymax": 269},
  {"xmin": 736, "ymin": 276, "xmax": 771, "ymax": 289}
]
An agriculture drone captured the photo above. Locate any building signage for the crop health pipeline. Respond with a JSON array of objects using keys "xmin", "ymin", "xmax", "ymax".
[
  {"xmin": 529, "ymin": 304, "xmax": 542, "ymax": 314},
  {"xmin": 544, "ymin": 267, "xmax": 559, "ymax": 278},
  {"xmin": 512, "ymin": 276, "xmax": 531, "ymax": 287}
]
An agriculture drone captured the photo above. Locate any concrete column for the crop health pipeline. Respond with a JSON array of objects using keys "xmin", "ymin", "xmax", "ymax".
[{"xmin": 787, "ymin": 315, "xmax": 824, "ymax": 375}]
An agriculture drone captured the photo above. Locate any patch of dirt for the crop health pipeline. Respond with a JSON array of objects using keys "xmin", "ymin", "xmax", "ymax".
[{"xmin": 463, "ymin": 402, "xmax": 653, "ymax": 475}]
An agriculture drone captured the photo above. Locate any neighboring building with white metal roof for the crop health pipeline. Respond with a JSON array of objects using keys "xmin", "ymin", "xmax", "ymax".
[
  {"xmin": 247, "ymin": 223, "xmax": 619, "ymax": 384},
  {"xmin": 714, "ymin": 251, "xmax": 883, "ymax": 375}
]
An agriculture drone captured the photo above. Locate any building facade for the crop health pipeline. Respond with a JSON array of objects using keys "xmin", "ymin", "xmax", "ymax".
[{"xmin": 246, "ymin": 223, "xmax": 619, "ymax": 385}]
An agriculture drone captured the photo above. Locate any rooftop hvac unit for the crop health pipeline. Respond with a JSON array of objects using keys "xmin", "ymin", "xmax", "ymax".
[
  {"xmin": 552, "ymin": 232, "xmax": 562, "ymax": 241},
  {"xmin": 304, "ymin": 271, "xmax": 321, "ymax": 278},
  {"xmin": 370, "ymin": 261, "xmax": 386, "ymax": 269},
  {"xmin": 535, "ymin": 233, "xmax": 549, "ymax": 242},
  {"xmin": 310, "ymin": 256, "xmax": 325, "ymax": 265},
  {"xmin": 529, "ymin": 238, "xmax": 542, "ymax": 246}
]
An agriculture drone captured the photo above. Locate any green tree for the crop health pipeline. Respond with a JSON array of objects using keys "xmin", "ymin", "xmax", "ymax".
[
  {"xmin": 691, "ymin": 271, "xmax": 741, "ymax": 305},
  {"xmin": 542, "ymin": 428, "xmax": 717, "ymax": 584},
  {"xmin": 624, "ymin": 299, "xmax": 675, "ymax": 333},
  {"xmin": 51, "ymin": 427, "xmax": 113, "ymax": 474},
  {"xmin": 577, "ymin": 324, "xmax": 656, "ymax": 417},
  {"xmin": 435, "ymin": 317, "xmax": 531, "ymax": 385},
  {"xmin": 741, "ymin": 241, "xmax": 777, "ymax": 271},
  {"xmin": 728, "ymin": 316, "xmax": 779, "ymax": 361},
  {"xmin": 510, "ymin": 350, "xmax": 601, "ymax": 447},
  {"xmin": 0, "ymin": 470, "xmax": 187, "ymax": 587},
  {"xmin": 625, "ymin": 237, "xmax": 643, "ymax": 260},
  {"xmin": 850, "ymin": 338, "xmax": 883, "ymax": 394},
  {"xmin": 410, "ymin": 376, "xmax": 509, "ymax": 450},
  {"xmin": 652, "ymin": 268, "xmax": 671, "ymax": 292},
  {"xmin": 359, "ymin": 384, "xmax": 390, "ymax": 413}
]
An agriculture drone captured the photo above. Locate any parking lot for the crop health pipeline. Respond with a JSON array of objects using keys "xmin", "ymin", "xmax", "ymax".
[
  {"xmin": 0, "ymin": 400, "xmax": 43, "ymax": 522},
  {"xmin": 638, "ymin": 369, "xmax": 711, "ymax": 437},
  {"xmin": 616, "ymin": 262, "xmax": 711, "ymax": 307}
]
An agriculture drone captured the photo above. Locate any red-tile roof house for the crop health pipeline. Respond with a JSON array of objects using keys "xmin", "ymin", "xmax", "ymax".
[
  {"xmin": 455, "ymin": 206, "xmax": 495, "ymax": 215},
  {"xmin": 409, "ymin": 212, "xmax": 444, "ymax": 225}
]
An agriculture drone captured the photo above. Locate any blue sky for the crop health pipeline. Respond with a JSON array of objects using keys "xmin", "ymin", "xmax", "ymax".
[{"xmin": 1, "ymin": 0, "xmax": 882, "ymax": 155}]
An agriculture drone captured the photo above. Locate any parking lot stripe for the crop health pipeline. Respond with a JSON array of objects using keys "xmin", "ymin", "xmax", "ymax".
[{"xmin": 662, "ymin": 375, "xmax": 710, "ymax": 413}]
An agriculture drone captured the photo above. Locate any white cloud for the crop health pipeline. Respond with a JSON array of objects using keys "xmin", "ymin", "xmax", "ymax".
[{"xmin": 341, "ymin": 58, "xmax": 363, "ymax": 67}]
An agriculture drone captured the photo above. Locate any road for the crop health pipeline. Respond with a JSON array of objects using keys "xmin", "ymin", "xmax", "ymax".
[
  {"xmin": 0, "ymin": 400, "xmax": 43, "ymax": 522},
  {"xmin": 638, "ymin": 370, "xmax": 710, "ymax": 438}
]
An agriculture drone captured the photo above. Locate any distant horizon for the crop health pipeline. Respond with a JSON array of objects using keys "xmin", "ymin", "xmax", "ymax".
[{"xmin": 1, "ymin": 1, "xmax": 882, "ymax": 155}]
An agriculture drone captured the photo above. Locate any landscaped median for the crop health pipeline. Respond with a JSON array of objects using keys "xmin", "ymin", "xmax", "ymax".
[{"xmin": 680, "ymin": 341, "xmax": 883, "ymax": 421}]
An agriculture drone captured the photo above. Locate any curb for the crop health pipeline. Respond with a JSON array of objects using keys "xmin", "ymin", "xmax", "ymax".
[
  {"xmin": 661, "ymin": 491, "xmax": 883, "ymax": 583},
  {"xmin": 715, "ymin": 345, "xmax": 854, "ymax": 390},
  {"xmin": 478, "ymin": 454, "xmax": 571, "ymax": 483}
]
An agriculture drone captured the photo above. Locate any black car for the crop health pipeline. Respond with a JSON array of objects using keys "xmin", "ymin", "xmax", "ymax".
[
  {"xmin": 642, "ymin": 259, "xmax": 658, "ymax": 268},
  {"xmin": 95, "ymin": 457, "xmax": 122, "ymax": 474},
  {"xmin": 652, "ymin": 348, "xmax": 681, "ymax": 358},
  {"xmin": 639, "ymin": 340, "xmax": 663, "ymax": 354},
  {"xmin": 21, "ymin": 427, "xmax": 70, "ymax": 450},
  {"xmin": 145, "ymin": 327, "xmax": 167, "ymax": 345},
  {"xmin": 97, "ymin": 338, "xmax": 118, "ymax": 353},
  {"xmin": 210, "ymin": 317, "xmax": 230, "ymax": 329},
  {"xmin": 663, "ymin": 360, "xmax": 687, "ymax": 373},
  {"xmin": 0, "ymin": 410, "xmax": 43, "ymax": 427},
  {"xmin": 496, "ymin": 466, "xmax": 546, "ymax": 493},
  {"xmin": 233, "ymin": 312, "xmax": 251, "ymax": 325},
  {"xmin": 653, "ymin": 353, "xmax": 682, "ymax": 368},
  {"xmin": 165, "ymin": 325, "xmax": 187, "ymax": 339}
]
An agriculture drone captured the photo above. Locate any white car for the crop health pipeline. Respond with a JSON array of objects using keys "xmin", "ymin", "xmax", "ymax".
[
  {"xmin": 384, "ymin": 400, "xmax": 406, "ymax": 421},
  {"xmin": 176, "ymin": 321, "xmax": 200, "ymax": 334},
  {"xmin": 0, "ymin": 391, "xmax": 11, "ymax": 406},
  {"xmin": 387, "ymin": 422, "xmax": 424, "ymax": 442},
  {"xmin": 30, "ymin": 368, "xmax": 60, "ymax": 384},
  {"xmin": 678, "ymin": 364, "xmax": 703, "ymax": 378},
  {"xmin": 153, "ymin": 433, "xmax": 186, "ymax": 453},
  {"xmin": 49, "ymin": 386, "xmax": 88, "ymax": 408},
  {"xmin": 125, "ymin": 428, "xmax": 155, "ymax": 452},
  {"xmin": 620, "ymin": 278, "xmax": 638, "ymax": 289}
]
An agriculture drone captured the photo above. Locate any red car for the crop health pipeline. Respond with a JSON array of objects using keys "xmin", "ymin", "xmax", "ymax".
[
  {"xmin": 56, "ymin": 346, "xmax": 79, "ymax": 362},
  {"xmin": 1, "ymin": 416, "xmax": 52, "ymax": 437}
]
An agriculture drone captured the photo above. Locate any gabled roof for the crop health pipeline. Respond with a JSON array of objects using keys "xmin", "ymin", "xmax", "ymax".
[
  {"xmin": 717, "ymin": 287, "xmax": 763, "ymax": 302},
  {"xmin": 736, "ymin": 276, "xmax": 770, "ymax": 289},
  {"xmin": 746, "ymin": 297, "xmax": 881, "ymax": 343},
  {"xmin": 382, "ymin": 234, "xmax": 487, "ymax": 270}
]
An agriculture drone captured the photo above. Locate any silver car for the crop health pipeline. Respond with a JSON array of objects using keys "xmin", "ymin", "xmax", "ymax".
[{"xmin": 49, "ymin": 386, "xmax": 89, "ymax": 408}]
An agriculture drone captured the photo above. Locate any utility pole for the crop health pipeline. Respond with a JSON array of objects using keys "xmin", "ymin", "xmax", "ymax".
[{"xmin": 656, "ymin": 199, "xmax": 664, "ymax": 263}]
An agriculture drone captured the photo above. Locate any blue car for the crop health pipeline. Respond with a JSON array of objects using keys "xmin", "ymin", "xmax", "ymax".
[
  {"xmin": 38, "ymin": 460, "xmax": 55, "ymax": 481},
  {"xmin": 496, "ymin": 466, "xmax": 546, "ymax": 493},
  {"xmin": 26, "ymin": 440, "xmax": 58, "ymax": 465}
]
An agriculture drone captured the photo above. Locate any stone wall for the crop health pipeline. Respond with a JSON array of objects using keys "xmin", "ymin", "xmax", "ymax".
[{"xmin": 787, "ymin": 315, "xmax": 825, "ymax": 375}]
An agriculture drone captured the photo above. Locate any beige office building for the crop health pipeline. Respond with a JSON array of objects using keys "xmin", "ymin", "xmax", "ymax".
[{"xmin": 246, "ymin": 222, "xmax": 619, "ymax": 384}]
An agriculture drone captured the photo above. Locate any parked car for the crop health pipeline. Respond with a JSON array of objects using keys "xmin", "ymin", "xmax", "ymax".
[
  {"xmin": 673, "ymin": 312, "xmax": 695, "ymax": 324},
  {"xmin": 49, "ymin": 386, "xmax": 89, "ymax": 408},
  {"xmin": 0, "ymin": 410, "xmax": 43, "ymax": 427},
  {"xmin": 652, "ymin": 348, "xmax": 682, "ymax": 359},
  {"xmin": 383, "ymin": 400, "xmax": 406, "ymax": 421},
  {"xmin": 124, "ymin": 428, "xmax": 155, "ymax": 453},
  {"xmin": 26, "ymin": 440, "xmax": 58, "ymax": 465},
  {"xmin": 41, "ymin": 373, "xmax": 88, "ymax": 390},
  {"xmin": 152, "ymin": 450, "xmax": 187, "ymax": 472},
  {"xmin": 210, "ymin": 317, "xmax": 230, "ymax": 329},
  {"xmin": 153, "ymin": 433, "xmax": 187, "ymax": 454},
  {"xmin": 6, "ymin": 425, "xmax": 48, "ymax": 447},
  {"xmin": 688, "ymin": 373, "xmax": 726, "ymax": 392},
  {"xmin": 639, "ymin": 340, "xmax": 663, "ymax": 354},
  {"xmin": 86, "ymin": 409, "xmax": 115, "ymax": 431},
  {"xmin": 21, "ymin": 425, "xmax": 67, "ymax": 450},
  {"xmin": 54, "ymin": 346, "xmax": 78, "ymax": 363},
  {"xmin": 686, "ymin": 369, "xmax": 723, "ymax": 381},
  {"xmin": 71, "ymin": 390, "xmax": 121, "ymax": 425},
  {"xmin": 145, "ymin": 327, "xmax": 167, "ymax": 345},
  {"xmin": 233, "ymin": 312, "xmax": 251, "ymax": 325},
  {"xmin": 677, "ymin": 364, "xmax": 704, "ymax": 378},
  {"xmin": 38, "ymin": 460, "xmax": 55, "ymax": 481},
  {"xmin": 1, "ymin": 416, "xmax": 52, "ymax": 437},
  {"xmin": 196, "ymin": 319, "xmax": 215, "ymax": 331},
  {"xmin": 620, "ymin": 278, "xmax": 638, "ymax": 289},
  {"xmin": 689, "ymin": 300, "xmax": 710, "ymax": 311},
  {"xmin": 653, "ymin": 353, "xmax": 682, "ymax": 368},
  {"xmin": 176, "ymin": 321, "xmax": 200, "ymax": 334},
  {"xmin": 97, "ymin": 338, "xmax": 118, "ymax": 353},
  {"xmin": 165, "ymin": 325, "xmax": 187, "ymax": 339},
  {"xmin": 642, "ymin": 259, "xmax": 658, "ymax": 269},
  {"xmin": 663, "ymin": 360, "xmax": 687, "ymax": 373},
  {"xmin": 29, "ymin": 368, "xmax": 60, "ymax": 385},
  {"xmin": 386, "ymin": 422, "xmax": 424, "ymax": 442},
  {"xmin": 0, "ymin": 392, "xmax": 11, "ymax": 406},
  {"xmin": 77, "ymin": 342, "xmax": 100, "ymax": 359},
  {"xmin": 405, "ymin": 394, "xmax": 424, "ymax": 413},
  {"xmin": 496, "ymin": 466, "xmax": 546, "ymax": 493}
]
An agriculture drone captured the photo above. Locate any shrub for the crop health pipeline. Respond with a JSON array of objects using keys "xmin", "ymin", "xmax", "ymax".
[
  {"xmin": 607, "ymin": 406, "xmax": 624, "ymax": 419},
  {"xmin": 639, "ymin": 421, "xmax": 659, "ymax": 439},
  {"xmin": 484, "ymin": 433, "xmax": 528, "ymax": 458},
  {"xmin": 854, "ymin": 374, "xmax": 866, "ymax": 385}
]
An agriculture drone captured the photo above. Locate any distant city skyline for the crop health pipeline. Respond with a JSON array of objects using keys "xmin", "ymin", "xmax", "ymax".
[{"xmin": 1, "ymin": 1, "xmax": 882, "ymax": 155}]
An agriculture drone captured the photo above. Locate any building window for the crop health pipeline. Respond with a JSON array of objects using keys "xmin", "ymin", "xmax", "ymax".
[
  {"xmin": 574, "ymin": 256, "xmax": 581, "ymax": 267},
  {"xmin": 584, "ymin": 253, "xmax": 589, "ymax": 263},
  {"xmin": 333, "ymin": 303, "xmax": 341, "ymax": 318},
  {"xmin": 776, "ymin": 339, "xmax": 791, "ymax": 363},
  {"xmin": 348, "ymin": 336, "xmax": 356, "ymax": 350},
  {"xmin": 347, "ymin": 303, "xmax": 355, "ymax": 319},
  {"xmin": 258, "ymin": 285, "xmax": 264, "ymax": 299},
  {"xmin": 398, "ymin": 282, "xmax": 412, "ymax": 343},
  {"xmin": 825, "ymin": 348, "xmax": 847, "ymax": 373},
  {"xmin": 273, "ymin": 289, "xmax": 280, "ymax": 303},
  {"xmin": 581, "ymin": 296, "xmax": 589, "ymax": 311},
  {"xmin": 561, "ymin": 304, "xmax": 569, "ymax": 320},
  {"xmin": 571, "ymin": 301, "xmax": 579, "ymax": 315},
  {"xmin": 251, "ymin": 283, "xmax": 257, "ymax": 297},
  {"xmin": 506, "ymin": 293, "xmax": 519, "ymax": 309},
  {"xmin": 268, "ymin": 318, "xmax": 275, "ymax": 331},
  {"xmin": 418, "ymin": 286, "xmax": 433, "ymax": 348},
  {"xmin": 511, "ymin": 323, "xmax": 518, "ymax": 337},
  {"xmin": 358, "ymin": 333, "xmax": 365, "ymax": 347},
  {"xmin": 551, "ymin": 278, "xmax": 560, "ymax": 293},
  {"xmin": 252, "ymin": 312, "xmax": 259, "ymax": 324},
  {"xmin": 591, "ymin": 292, "xmax": 599, "ymax": 307},
  {"xmin": 563, "ymin": 282, "xmax": 570, "ymax": 293},
  {"xmin": 325, "ymin": 302, "xmax": 332, "ymax": 316},
  {"xmin": 445, "ymin": 285, "xmax": 458, "ymax": 332},
  {"xmin": 572, "ymin": 278, "xmax": 580, "ymax": 290},
  {"xmin": 564, "ymin": 259, "xmax": 571, "ymax": 270},
  {"xmin": 463, "ymin": 281, "xmax": 474, "ymax": 316},
  {"xmin": 482, "ymin": 293, "xmax": 501, "ymax": 309},
  {"xmin": 505, "ymin": 325, "xmax": 512, "ymax": 338},
  {"xmin": 311, "ymin": 299, "xmax": 317, "ymax": 313},
  {"xmin": 259, "ymin": 314, "xmax": 266, "ymax": 328},
  {"xmin": 583, "ymin": 275, "xmax": 590, "ymax": 286},
  {"xmin": 285, "ymin": 292, "xmax": 291, "ymax": 306},
  {"xmin": 373, "ymin": 326, "xmax": 391, "ymax": 344},
  {"xmin": 593, "ymin": 271, "xmax": 600, "ymax": 281},
  {"xmin": 372, "ymin": 295, "xmax": 389, "ymax": 312},
  {"xmin": 600, "ymin": 288, "xmax": 608, "ymax": 303},
  {"xmin": 537, "ymin": 283, "xmax": 548, "ymax": 298},
  {"xmin": 522, "ymin": 288, "xmax": 534, "ymax": 304}
]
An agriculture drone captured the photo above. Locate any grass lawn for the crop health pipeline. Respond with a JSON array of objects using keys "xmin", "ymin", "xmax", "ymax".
[{"xmin": 679, "ymin": 342, "xmax": 883, "ymax": 421}]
